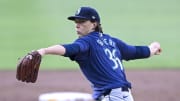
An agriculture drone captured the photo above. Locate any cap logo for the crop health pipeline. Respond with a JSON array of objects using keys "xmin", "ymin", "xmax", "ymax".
[
  {"xmin": 92, "ymin": 16, "xmax": 96, "ymax": 19},
  {"xmin": 75, "ymin": 8, "xmax": 81, "ymax": 15}
]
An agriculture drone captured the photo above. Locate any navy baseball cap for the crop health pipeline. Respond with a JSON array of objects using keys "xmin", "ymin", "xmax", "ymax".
[{"xmin": 68, "ymin": 7, "xmax": 100, "ymax": 23}]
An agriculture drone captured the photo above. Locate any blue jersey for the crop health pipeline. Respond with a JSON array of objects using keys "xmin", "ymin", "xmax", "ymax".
[{"xmin": 63, "ymin": 31, "xmax": 150, "ymax": 99}]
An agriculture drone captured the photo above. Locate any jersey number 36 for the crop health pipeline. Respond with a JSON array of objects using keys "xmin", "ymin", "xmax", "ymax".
[{"xmin": 104, "ymin": 48, "xmax": 123, "ymax": 70}]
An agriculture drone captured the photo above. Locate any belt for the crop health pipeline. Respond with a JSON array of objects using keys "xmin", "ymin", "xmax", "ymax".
[
  {"xmin": 121, "ymin": 86, "xmax": 129, "ymax": 92},
  {"xmin": 103, "ymin": 87, "xmax": 129, "ymax": 96},
  {"xmin": 96, "ymin": 87, "xmax": 130, "ymax": 101}
]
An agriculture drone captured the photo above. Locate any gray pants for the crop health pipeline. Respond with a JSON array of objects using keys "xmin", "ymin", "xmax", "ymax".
[{"xmin": 101, "ymin": 88, "xmax": 134, "ymax": 101}]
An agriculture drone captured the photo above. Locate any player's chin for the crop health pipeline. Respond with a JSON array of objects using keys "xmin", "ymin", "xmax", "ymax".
[
  {"xmin": 78, "ymin": 34, "xmax": 83, "ymax": 38},
  {"xmin": 76, "ymin": 31, "xmax": 83, "ymax": 37}
]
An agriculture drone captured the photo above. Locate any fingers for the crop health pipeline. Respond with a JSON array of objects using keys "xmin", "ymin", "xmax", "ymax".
[
  {"xmin": 149, "ymin": 42, "xmax": 162, "ymax": 56},
  {"xmin": 155, "ymin": 48, "xmax": 162, "ymax": 55}
]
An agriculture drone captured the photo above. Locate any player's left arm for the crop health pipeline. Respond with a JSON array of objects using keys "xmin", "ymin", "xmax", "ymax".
[
  {"xmin": 37, "ymin": 45, "xmax": 66, "ymax": 56},
  {"xmin": 36, "ymin": 38, "xmax": 89, "ymax": 57}
]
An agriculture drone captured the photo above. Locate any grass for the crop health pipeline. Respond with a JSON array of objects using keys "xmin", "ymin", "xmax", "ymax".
[{"xmin": 0, "ymin": 0, "xmax": 180, "ymax": 69}]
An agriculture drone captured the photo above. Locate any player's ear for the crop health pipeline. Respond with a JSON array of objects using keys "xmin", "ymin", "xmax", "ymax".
[{"xmin": 93, "ymin": 22, "xmax": 98, "ymax": 28}]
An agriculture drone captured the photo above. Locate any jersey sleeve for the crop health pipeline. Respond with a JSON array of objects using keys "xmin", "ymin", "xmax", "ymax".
[
  {"xmin": 114, "ymin": 38, "xmax": 150, "ymax": 60},
  {"xmin": 62, "ymin": 38, "xmax": 89, "ymax": 57}
]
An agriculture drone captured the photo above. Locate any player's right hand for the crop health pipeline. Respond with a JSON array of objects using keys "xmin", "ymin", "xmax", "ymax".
[{"xmin": 148, "ymin": 42, "xmax": 162, "ymax": 56}]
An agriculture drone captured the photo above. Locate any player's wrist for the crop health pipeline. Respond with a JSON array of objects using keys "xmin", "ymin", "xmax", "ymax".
[{"xmin": 37, "ymin": 48, "xmax": 46, "ymax": 56}]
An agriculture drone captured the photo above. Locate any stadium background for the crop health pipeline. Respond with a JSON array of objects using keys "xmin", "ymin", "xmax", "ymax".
[
  {"xmin": 1, "ymin": 0, "xmax": 180, "ymax": 69},
  {"xmin": 0, "ymin": 0, "xmax": 180, "ymax": 101}
]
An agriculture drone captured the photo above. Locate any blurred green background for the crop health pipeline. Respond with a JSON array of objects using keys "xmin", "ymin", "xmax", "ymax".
[{"xmin": 0, "ymin": 0, "xmax": 179, "ymax": 70}]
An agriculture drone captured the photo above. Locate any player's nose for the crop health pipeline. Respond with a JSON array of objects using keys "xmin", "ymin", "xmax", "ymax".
[{"xmin": 76, "ymin": 23, "xmax": 80, "ymax": 29}]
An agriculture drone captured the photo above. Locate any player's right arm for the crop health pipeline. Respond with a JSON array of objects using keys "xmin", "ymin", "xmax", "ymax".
[{"xmin": 114, "ymin": 38, "xmax": 161, "ymax": 60}]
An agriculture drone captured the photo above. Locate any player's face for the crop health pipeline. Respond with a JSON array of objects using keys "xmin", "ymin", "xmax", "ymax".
[{"xmin": 74, "ymin": 19, "xmax": 96, "ymax": 37}]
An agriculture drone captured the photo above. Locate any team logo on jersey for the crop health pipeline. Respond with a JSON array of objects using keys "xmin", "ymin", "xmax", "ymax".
[{"xmin": 75, "ymin": 8, "xmax": 81, "ymax": 15}]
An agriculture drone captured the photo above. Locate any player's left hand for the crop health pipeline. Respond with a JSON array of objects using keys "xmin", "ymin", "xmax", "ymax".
[{"xmin": 16, "ymin": 51, "xmax": 42, "ymax": 83}]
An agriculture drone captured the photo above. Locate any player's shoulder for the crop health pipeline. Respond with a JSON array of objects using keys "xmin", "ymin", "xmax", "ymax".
[
  {"xmin": 103, "ymin": 33, "xmax": 117, "ymax": 41},
  {"xmin": 77, "ymin": 32, "xmax": 98, "ymax": 41},
  {"xmin": 74, "ymin": 34, "xmax": 92, "ymax": 45},
  {"xmin": 103, "ymin": 33, "xmax": 126, "ymax": 45}
]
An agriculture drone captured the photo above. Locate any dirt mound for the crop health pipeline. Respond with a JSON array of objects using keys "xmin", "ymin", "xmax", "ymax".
[{"xmin": 0, "ymin": 69, "xmax": 179, "ymax": 101}]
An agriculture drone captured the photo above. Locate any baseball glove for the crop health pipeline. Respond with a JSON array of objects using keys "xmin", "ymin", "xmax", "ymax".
[{"xmin": 16, "ymin": 51, "xmax": 42, "ymax": 83}]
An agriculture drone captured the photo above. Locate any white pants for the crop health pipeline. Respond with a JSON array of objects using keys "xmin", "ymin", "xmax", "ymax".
[{"xmin": 101, "ymin": 88, "xmax": 134, "ymax": 101}]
